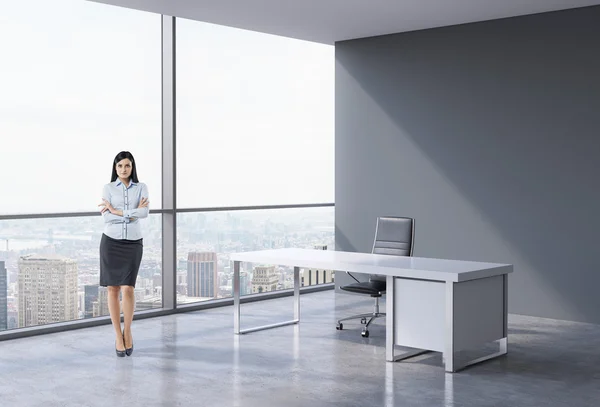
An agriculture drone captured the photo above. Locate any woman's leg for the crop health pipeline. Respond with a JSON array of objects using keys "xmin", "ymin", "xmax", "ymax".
[
  {"xmin": 107, "ymin": 286, "xmax": 125, "ymax": 350},
  {"xmin": 121, "ymin": 285, "xmax": 135, "ymax": 349}
]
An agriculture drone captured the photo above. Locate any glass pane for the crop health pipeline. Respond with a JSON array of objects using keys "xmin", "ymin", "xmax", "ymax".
[
  {"xmin": 176, "ymin": 207, "xmax": 334, "ymax": 305},
  {"xmin": 176, "ymin": 19, "xmax": 334, "ymax": 208},
  {"xmin": 0, "ymin": 0, "xmax": 161, "ymax": 215},
  {"xmin": 0, "ymin": 214, "xmax": 162, "ymax": 332}
]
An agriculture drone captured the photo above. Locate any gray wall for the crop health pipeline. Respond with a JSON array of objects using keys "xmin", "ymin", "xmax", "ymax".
[{"xmin": 335, "ymin": 6, "xmax": 600, "ymax": 324}]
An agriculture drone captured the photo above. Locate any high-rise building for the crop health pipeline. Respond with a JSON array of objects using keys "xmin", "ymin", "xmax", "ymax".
[
  {"xmin": 187, "ymin": 252, "xmax": 218, "ymax": 298},
  {"xmin": 240, "ymin": 271, "xmax": 250, "ymax": 296},
  {"xmin": 302, "ymin": 245, "xmax": 335, "ymax": 286},
  {"xmin": 17, "ymin": 254, "xmax": 78, "ymax": 328},
  {"xmin": 84, "ymin": 284, "xmax": 99, "ymax": 319},
  {"xmin": 176, "ymin": 271, "xmax": 187, "ymax": 295},
  {"xmin": 251, "ymin": 265, "xmax": 279, "ymax": 294},
  {"xmin": 93, "ymin": 286, "xmax": 109, "ymax": 317},
  {"xmin": 0, "ymin": 261, "xmax": 7, "ymax": 331},
  {"xmin": 7, "ymin": 310, "xmax": 18, "ymax": 330},
  {"xmin": 152, "ymin": 273, "xmax": 162, "ymax": 291}
]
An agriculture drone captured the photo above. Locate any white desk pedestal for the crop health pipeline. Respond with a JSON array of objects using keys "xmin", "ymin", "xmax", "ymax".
[{"xmin": 386, "ymin": 274, "xmax": 508, "ymax": 372}]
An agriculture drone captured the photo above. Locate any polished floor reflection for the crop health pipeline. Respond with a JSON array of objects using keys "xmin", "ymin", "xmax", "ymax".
[{"xmin": 1, "ymin": 290, "xmax": 599, "ymax": 407}]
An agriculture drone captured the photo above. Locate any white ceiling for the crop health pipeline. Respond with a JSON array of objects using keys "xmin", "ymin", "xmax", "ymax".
[{"xmin": 88, "ymin": 0, "xmax": 600, "ymax": 44}]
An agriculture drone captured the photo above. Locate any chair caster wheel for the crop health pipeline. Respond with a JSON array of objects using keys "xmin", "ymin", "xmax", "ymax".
[
  {"xmin": 361, "ymin": 329, "xmax": 369, "ymax": 338},
  {"xmin": 360, "ymin": 318, "xmax": 367, "ymax": 324},
  {"xmin": 336, "ymin": 323, "xmax": 343, "ymax": 330}
]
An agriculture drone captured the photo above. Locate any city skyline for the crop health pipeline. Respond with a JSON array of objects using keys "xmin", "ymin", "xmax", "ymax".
[{"xmin": 0, "ymin": 207, "xmax": 334, "ymax": 331}]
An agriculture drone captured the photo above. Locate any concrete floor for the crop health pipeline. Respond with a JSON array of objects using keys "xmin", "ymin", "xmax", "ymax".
[{"xmin": 0, "ymin": 290, "xmax": 599, "ymax": 407}]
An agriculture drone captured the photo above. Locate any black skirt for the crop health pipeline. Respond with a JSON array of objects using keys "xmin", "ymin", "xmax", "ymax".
[{"xmin": 99, "ymin": 233, "xmax": 143, "ymax": 287}]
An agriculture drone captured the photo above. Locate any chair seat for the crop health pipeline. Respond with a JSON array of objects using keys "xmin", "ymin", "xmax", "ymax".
[{"xmin": 340, "ymin": 280, "xmax": 386, "ymax": 296}]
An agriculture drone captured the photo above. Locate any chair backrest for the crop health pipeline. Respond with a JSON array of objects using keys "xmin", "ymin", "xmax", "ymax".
[
  {"xmin": 370, "ymin": 216, "xmax": 414, "ymax": 282},
  {"xmin": 372, "ymin": 216, "xmax": 414, "ymax": 256}
]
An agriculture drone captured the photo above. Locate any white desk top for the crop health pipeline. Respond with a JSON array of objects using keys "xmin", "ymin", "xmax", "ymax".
[{"xmin": 230, "ymin": 248, "xmax": 512, "ymax": 283}]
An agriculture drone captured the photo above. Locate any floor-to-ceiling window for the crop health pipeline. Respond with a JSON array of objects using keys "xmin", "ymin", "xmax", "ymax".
[
  {"xmin": 0, "ymin": 2, "xmax": 335, "ymax": 336},
  {"xmin": 0, "ymin": 0, "xmax": 162, "ymax": 332},
  {"xmin": 175, "ymin": 19, "xmax": 335, "ymax": 304}
]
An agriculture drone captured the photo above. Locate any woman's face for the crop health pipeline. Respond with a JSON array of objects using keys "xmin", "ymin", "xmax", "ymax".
[{"xmin": 116, "ymin": 158, "xmax": 133, "ymax": 180}]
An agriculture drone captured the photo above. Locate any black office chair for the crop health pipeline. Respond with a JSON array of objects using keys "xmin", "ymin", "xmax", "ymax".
[{"xmin": 336, "ymin": 216, "xmax": 415, "ymax": 338}]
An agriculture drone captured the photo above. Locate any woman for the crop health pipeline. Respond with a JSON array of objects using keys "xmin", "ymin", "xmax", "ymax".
[{"xmin": 98, "ymin": 151, "xmax": 149, "ymax": 357}]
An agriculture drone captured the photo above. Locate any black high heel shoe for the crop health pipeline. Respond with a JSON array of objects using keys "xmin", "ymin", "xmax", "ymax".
[
  {"xmin": 115, "ymin": 341, "xmax": 126, "ymax": 358},
  {"xmin": 124, "ymin": 333, "xmax": 134, "ymax": 356}
]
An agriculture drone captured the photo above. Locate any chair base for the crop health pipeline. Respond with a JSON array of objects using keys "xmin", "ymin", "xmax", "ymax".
[{"xmin": 336, "ymin": 297, "xmax": 385, "ymax": 338}]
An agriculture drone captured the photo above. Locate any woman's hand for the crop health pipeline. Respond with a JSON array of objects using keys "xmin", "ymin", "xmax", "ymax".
[
  {"xmin": 138, "ymin": 197, "xmax": 149, "ymax": 209},
  {"xmin": 99, "ymin": 199, "xmax": 116, "ymax": 214}
]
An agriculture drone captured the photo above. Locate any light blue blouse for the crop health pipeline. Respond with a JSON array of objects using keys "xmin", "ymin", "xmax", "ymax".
[{"xmin": 102, "ymin": 180, "xmax": 149, "ymax": 240}]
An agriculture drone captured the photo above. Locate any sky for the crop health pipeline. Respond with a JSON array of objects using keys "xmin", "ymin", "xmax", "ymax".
[{"xmin": 0, "ymin": 0, "xmax": 334, "ymax": 214}]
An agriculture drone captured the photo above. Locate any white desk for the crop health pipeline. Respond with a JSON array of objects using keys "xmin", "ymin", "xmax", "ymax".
[{"xmin": 230, "ymin": 248, "xmax": 513, "ymax": 372}]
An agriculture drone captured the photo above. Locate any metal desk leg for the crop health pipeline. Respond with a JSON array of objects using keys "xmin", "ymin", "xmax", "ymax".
[
  {"xmin": 234, "ymin": 263, "xmax": 300, "ymax": 335},
  {"xmin": 233, "ymin": 260, "xmax": 241, "ymax": 334},
  {"xmin": 294, "ymin": 266, "xmax": 300, "ymax": 321},
  {"xmin": 444, "ymin": 281, "xmax": 456, "ymax": 372},
  {"xmin": 386, "ymin": 276, "xmax": 395, "ymax": 361}
]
